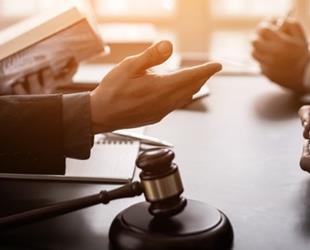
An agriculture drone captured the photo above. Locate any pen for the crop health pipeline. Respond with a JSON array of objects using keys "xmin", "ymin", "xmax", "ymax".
[
  {"xmin": 112, "ymin": 131, "xmax": 174, "ymax": 148},
  {"xmin": 276, "ymin": 2, "xmax": 295, "ymax": 27}
]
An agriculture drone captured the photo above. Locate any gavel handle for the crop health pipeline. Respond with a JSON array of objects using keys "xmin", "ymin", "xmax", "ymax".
[{"xmin": 0, "ymin": 181, "xmax": 143, "ymax": 230}]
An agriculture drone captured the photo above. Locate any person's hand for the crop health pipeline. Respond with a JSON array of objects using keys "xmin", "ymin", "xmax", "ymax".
[
  {"xmin": 12, "ymin": 60, "xmax": 77, "ymax": 95},
  {"xmin": 299, "ymin": 105, "xmax": 310, "ymax": 139},
  {"xmin": 251, "ymin": 19, "xmax": 310, "ymax": 93},
  {"xmin": 90, "ymin": 40, "xmax": 222, "ymax": 133}
]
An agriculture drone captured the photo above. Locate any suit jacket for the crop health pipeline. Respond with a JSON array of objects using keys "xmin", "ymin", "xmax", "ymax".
[{"xmin": 0, "ymin": 93, "xmax": 92, "ymax": 174}]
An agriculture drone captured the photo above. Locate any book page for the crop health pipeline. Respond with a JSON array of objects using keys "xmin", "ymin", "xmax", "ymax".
[{"xmin": 0, "ymin": 20, "xmax": 104, "ymax": 90}]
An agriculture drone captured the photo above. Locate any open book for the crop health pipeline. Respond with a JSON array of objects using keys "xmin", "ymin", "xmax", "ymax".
[{"xmin": 0, "ymin": 6, "xmax": 106, "ymax": 93}]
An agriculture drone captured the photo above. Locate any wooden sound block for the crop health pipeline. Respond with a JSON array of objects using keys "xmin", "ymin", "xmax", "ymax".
[{"xmin": 109, "ymin": 199, "xmax": 233, "ymax": 250}]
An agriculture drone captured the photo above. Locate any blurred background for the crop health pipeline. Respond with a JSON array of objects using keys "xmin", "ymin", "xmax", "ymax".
[{"xmin": 0, "ymin": 0, "xmax": 309, "ymax": 70}]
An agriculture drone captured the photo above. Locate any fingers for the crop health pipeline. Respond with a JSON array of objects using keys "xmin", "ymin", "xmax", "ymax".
[
  {"xmin": 55, "ymin": 65, "xmax": 76, "ymax": 87},
  {"xmin": 65, "ymin": 58, "xmax": 78, "ymax": 74},
  {"xmin": 255, "ymin": 20, "xmax": 298, "ymax": 45},
  {"xmin": 64, "ymin": 61, "xmax": 78, "ymax": 78},
  {"xmin": 251, "ymin": 19, "xmax": 307, "ymax": 68},
  {"xmin": 299, "ymin": 105, "xmax": 310, "ymax": 127},
  {"xmin": 172, "ymin": 79, "xmax": 206, "ymax": 108},
  {"xmin": 12, "ymin": 83, "xmax": 27, "ymax": 95},
  {"xmin": 172, "ymin": 96, "xmax": 193, "ymax": 110},
  {"xmin": 300, "ymin": 106, "xmax": 310, "ymax": 138},
  {"xmin": 257, "ymin": 25, "xmax": 282, "ymax": 42},
  {"xmin": 40, "ymin": 63, "xmax": 76, "ymax": 93},
  {"xmin": 251, "ymin": 49, "xmax": 273, "ymax": 66},
  {"xmin": 10, "ymin": 59, "xmax": 77, "ymax": 95},
  {"xmin": 303, "ymin": 124, "xmax": 310, "ymax": 139},
  {"xmin": 299, "ymin": 105, "xmax": 310, "ymax": 118},
  {"xmin": 164, "ymin": 62, "xmax": 222, "ymax": 89},
  {"xmin": 252, "ymin": 22, "xmax": 280, "ymax": 65},
  {"xmin": 156, "ymin": 63, "xmax": 221, "ymax": 114},
  {"xmin": 252, "ymin": 36, "xmax": 279, "ymax": 55},
  {"xmin": 282, "ymin": 18, "xmax": 307, "ymax": 40},
  {"xmin": 268, "ymin": 17, "xmax": 278, "ymax": 26},
  {"xmin": 41, "ymin": 68, "xmax": 56, "ymax": 93},
  {"xmin": 251, "ymin": 36, "xmax": 277, "ymax": 66},
  {"xmin": 12, "ymin": 73, "xmax": 44, "ymax": 95},
  {"xmin": 259, "ymin": 64, "xmax": 280, "ymax": 82},
  {"xmin": 26, "ymin": 74, "xmax": 43, "ymax": 94},
  {"xmin": 255, "ymin": 19, "xmax": 307, "ymax": 45},
  {"xmin": 55, "ymin": 58, "xmax": 78, "ymax": 86},
  {"xmin": 125, "ymin": 40, "xmax": 173, "ymax": 73}
]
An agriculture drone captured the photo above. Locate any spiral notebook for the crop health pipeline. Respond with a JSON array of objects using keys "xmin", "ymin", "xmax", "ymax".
[
  {"xmin": 0, "ymin": 128, "xmax": 144, "ymax": 183},
  {"xmin": 64, "ymin": 132, "xmax": 141, "ymax": 183}
]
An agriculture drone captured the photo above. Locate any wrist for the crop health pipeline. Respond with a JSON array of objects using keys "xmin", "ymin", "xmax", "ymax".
[{"xmin": 90, "ymin": 89, "xmax": 117, "ymax": 134}]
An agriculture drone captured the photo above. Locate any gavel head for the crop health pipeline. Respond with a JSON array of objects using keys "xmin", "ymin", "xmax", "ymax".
[{"xmin": 136, "ymin": 148, "xmax": 187, "ymax": 218}]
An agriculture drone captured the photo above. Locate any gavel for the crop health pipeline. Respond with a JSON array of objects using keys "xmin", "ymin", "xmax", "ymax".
[
  {"xmin": 0, "ymin": 148, "xmax": 233, "ymax": 250},
  {"xmin": 299, "ymin": 106, "xmax": 310, "ymax": 172},
  {"xmin": 0, "ymin": 148, "xmax": 185, "ymax": 229}
]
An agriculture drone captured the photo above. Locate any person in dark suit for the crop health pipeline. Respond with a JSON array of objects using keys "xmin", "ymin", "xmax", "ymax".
[
  {"xmin": 0, "ymin": 40, "xmax": 222, "ymax": 174},
  {"xmin": 251, "ymin": 18, "xmax": 310, "ymax": 93}
]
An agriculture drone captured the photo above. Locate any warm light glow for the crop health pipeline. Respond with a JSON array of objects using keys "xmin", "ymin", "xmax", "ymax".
[
  {"xmin": 95, "ymin": 0, "xmax": 176, "ymax": 17},
  {"xmin": 161, "ymin": 0, "xmax": 175, "ymax": 11},
  {"xmin": 1, "ymin": 0, "xmax": 38, "ymax": 16},
  {"xmin": 209, "ymin": 31, "xmax": 255, "ymax": 68},
  {"xmin": 0, "ymin": 0, "xmax": 303, "ymax": 65},
  {"xmin": 212, "ymin": 0, "xmax": 292, "ymax": 16}
]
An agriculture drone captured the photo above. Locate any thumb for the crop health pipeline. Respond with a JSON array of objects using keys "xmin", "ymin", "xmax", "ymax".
[{"xmin": 130, "ymin": 40, "xmax": 173, "ymax": 73}]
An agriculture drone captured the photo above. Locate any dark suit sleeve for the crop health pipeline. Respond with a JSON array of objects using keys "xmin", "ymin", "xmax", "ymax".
[
  {"xmin": 0, "ymin": 93, "xmax": 93, "ymax": 174},
  {"xmin": 63, "ymin": 92, "xmax": 93, "ymax": 159}
]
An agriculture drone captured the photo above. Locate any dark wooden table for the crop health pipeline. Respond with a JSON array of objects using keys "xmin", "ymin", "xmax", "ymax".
[{"xmin": 1, "ymin": 75, "xmax": 310, "ymax": 250}]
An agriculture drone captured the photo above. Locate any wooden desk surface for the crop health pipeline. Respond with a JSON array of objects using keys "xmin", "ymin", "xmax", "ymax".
[{"xmin": 1, "ymin": 75, "xmax": 309, "ymax": 250}]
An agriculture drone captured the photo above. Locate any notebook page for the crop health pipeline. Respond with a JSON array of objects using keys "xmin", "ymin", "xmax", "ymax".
[{"xmin": 65, "ymin": 134, "xmax": 140, "ymax": 181}]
